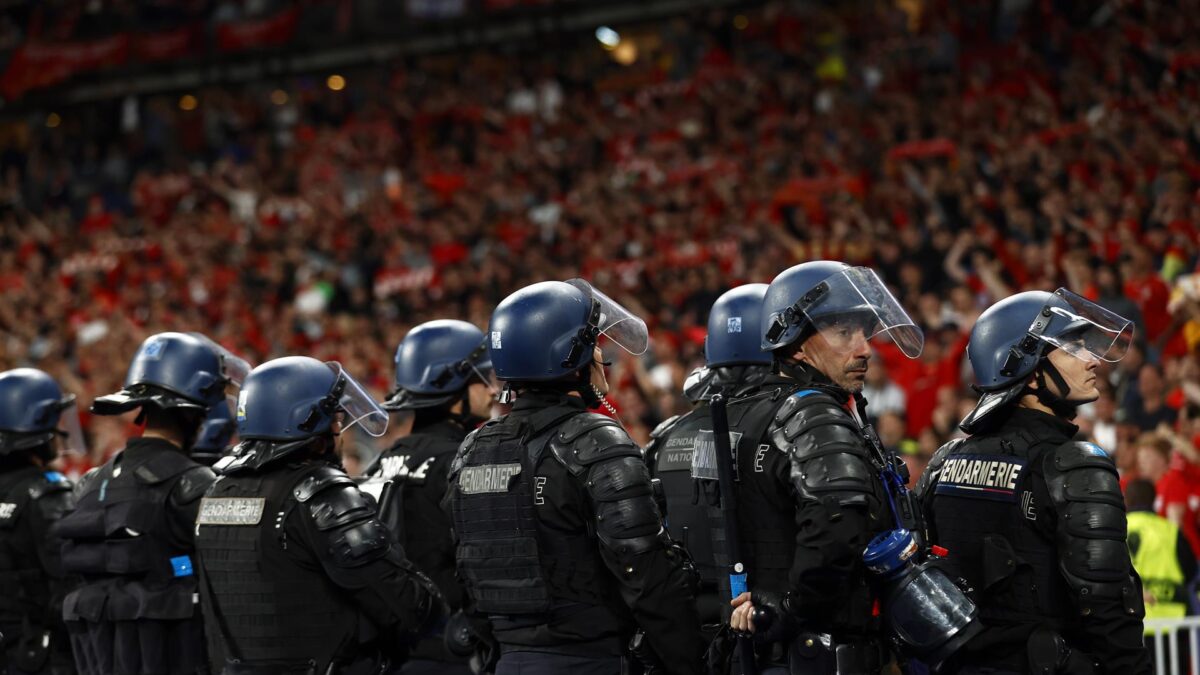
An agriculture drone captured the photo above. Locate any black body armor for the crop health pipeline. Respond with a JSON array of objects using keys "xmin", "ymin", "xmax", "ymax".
[
  {"xmin": 196, "ymin": 456, "xmax": 443, "ymax": 675},
  {"xmin": 58, "ymin": 438, "xmax": 214, "ymax": 675},
  {"xmin": 917, "ymin": 407, "xmax": 1150, "ymax": 675},
  {"xmin": 0, "ymin": 465, "xmax": 76, "ymax": 674},
  {"xmin": 448, "ymin": 391, "xmax": 703, "ymax": 675}
]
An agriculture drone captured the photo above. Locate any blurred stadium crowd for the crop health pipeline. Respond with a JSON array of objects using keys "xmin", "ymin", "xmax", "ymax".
[{"xmin": 0, "ymin": 0, "xmax": 1198, "ymax": 550}]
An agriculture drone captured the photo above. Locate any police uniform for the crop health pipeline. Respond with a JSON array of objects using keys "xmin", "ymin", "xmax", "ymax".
[
  {"xmin": 366, "ymin": 419, "xmax": 475, "ymax": 671},
  {"xmin": 918, "ymin": 409, "xmax": 1148, "ymax": 674},
  {"xmin": 744, "ymin": 374, "xmax": 893, "ymax": 673},
  {"xmin": 917, "ymin": 289, "xmax": 1150, "ymax": 675},
  {"xmin": 0, "ymin": 466, "xmax": 76, "ymax": 674},
  {"xmin": 194, "ymin": 355, "xmax": 443, "ymax": 675},
  {"xmin": 197, "ymin": 455, "xmax": 442, "ymax": 674},
  {"xmin": 450, "ymin": 390, "xmax": 703, "ymax": 675},
  {"xmin": 645, "ymin": 369, "xmax": 792, "ymax": 629},
  {"xmin": 57, "ymin": 332, "xmax": 251, "ymax": 675},
  {"xmin": 59, "ymin": 439, "xmax": 215, "ymax": 675}
]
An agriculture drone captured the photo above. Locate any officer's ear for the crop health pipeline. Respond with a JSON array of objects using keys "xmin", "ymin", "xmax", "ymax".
[{"xmin": 791, "ymin": 342, "xmax": 811, "ymax": 367}]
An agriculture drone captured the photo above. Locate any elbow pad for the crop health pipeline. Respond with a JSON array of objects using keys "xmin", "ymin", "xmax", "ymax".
[{"xmin": 1044, "ymin": 442, "xmax": 1142, "ymax": 618}]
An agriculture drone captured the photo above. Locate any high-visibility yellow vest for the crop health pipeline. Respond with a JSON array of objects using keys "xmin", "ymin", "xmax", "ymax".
[{"xmin": 1127, "ymin": 510, "xmax": 1188, "ymax": 629}]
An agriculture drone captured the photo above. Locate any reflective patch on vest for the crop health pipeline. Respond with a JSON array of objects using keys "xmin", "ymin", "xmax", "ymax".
[
  {"xmin": 691, "ymin": 429, "xmax": 742, "ymax": 481},
  {"xmin": 44, "ymin": 471, "xmax": 67, "ymax": 483},
  {"xmin": 171, "ymin": 555, "xmax": 194, "ymax": 577},
  {"xmin": 197, "ymin": 497, "xmax": 266, "ymax": 525},
  {"xmin": 656, "ymin": 433, "xmax": 697, "ymax": 472},
  {"xmin": 933, "ymin": 453, "xmax": 1025, "ymax": 502},
  {"xmin": 378, "ymin": 454, "xmax": 434, "ymax": 485},
  {"xmin": 0, "ymin": 503, "xmax": 16, "ymax": 520},
  {"xmin": 458, "ymin": 463, "xmax": 522, "ymax": 494}
]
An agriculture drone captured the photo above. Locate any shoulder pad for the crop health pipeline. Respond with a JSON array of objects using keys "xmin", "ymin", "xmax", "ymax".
[
  {"xmin": 914, "ymin": 439, "xmax": 964, "ymax": 498},
  {"xmin": 28, "ymin": 471, "xmax": 73, "ymax": 500},
  {"xmin": 134, "ymin": 450, "xmax": 198, "ymax": 484},
  {"xmin": 1044, "ymin": 441, "xmax": 1123, "ymax": 509},
  {"xmin": 305, "ymin": 480, "xmax": 376, "ymax": 532},
  {"xmin": 649, "ymin": 415, "xmax": 682, "ymax": 440},
  {"xmin": 549, "ymin": 413, "xmax": 640, "ymax": 476},
  {"xmin": 293, "ymin": 465, "xmax": 357, "ymax": 503},
  {"xmin": 770, "ymin": 391, "xmax": 866, "ymax": 461},
  {"xmin": 449, "ymin": 429, "xmax": 480, "ymax": 477},
  {"xmin": 174, "ymin": 465, "xmax": 217, "ymax": 504}
]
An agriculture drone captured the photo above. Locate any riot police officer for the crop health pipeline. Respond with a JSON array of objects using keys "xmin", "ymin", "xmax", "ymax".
[
  {"xmin": 0, "ymin": 368, "xmax": 85, "ymax": 675},
  {"xmin": 644, "ymin": 284, "xmax": 774, "ymax": 630},
  {"xmin": 196, "ymin": 356, "xmax": 444, "ymax": 674},
  {"xmin": 726, "ymin": 261, "xmax": 928, "ymax": 674},
  {"xmin": 448, "ymin": 279, "xmax": 703, "ymax": 675},
  {"xmin": 364, "ymin": 320, "xmax": 496, "ymax": 674},
  {"xmin": 58, "ymin": 332, "xmax": 249, "ymax": 675},
  {"xmin": 915, "ymin": 289, "xmax": 1151, "ymax": 674}
]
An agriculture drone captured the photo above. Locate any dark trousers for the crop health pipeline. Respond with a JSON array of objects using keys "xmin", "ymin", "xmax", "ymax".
[
  {"xmin": 495, "ymin": 651, "xmax": 622, "ymax": 675},
  {"xmin": 396, "ymin": 659, "xmax": 474, "ymax": 675}
]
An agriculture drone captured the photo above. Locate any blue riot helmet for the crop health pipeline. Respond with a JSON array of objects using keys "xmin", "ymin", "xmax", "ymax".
[
  {"xmin": 489, "ymin": 278, "xmax": 649, "ymax": 383},
  {"xmin": 224, "ymin": 356, "xmax": 387, "ymax": 472},
  {"xmin": 384, "ymin": 320, "xmax": 493, "ymax": 411},
  {"xmin": 0, "ymin": 368, "xmax": 87, "ymax": 457},
  {"xmin": 705, "ymin": 284, "xmax": 772, "ymax": 368},
  {"xmin": 190, "ymin": 399, "xmax": 237, "ymax": 466},
  {"xmin": 761, "ymin": 261, "xmax": 924, "ymax": 359},
  {"xmin": 92, "ymin": 332, "xmax": 251, "ymax": 416},
  {"xmin": 960, "ymin": 288, "xmax": 1133, "ymax": 433}
]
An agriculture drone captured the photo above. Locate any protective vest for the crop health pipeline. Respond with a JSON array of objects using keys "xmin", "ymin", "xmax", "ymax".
[
  {"xmin": 728, "ymin": 383, "xmax": 801, "ymax": 593},
  {"xmin": 0, "ymin": 467, "xmax": 70, "ymax": 627},
  {"xmin": 368, "ymin": 428, "xmax": 461, "ymax": 589},
  {"xmin": 649, "ymin": 404, "xmax": 720, "ymax": 586},
  {"xmin": 1127, "ymin": 511, "xmax": 1187, "ymax": 624},
  {"xmin": 927, "ymin": 426, "xmax": 1068, "ymax": 629},
  {"xmin": 450, "ymin": 403, "xmax": 608, "ymax": 615},
  {"xmin": 196, "ymin": 462, "xmax": 365, "ymax": 672},
  {"xmin": 59, "ymin": 449, "xmax": 202, "ymax": 622}
]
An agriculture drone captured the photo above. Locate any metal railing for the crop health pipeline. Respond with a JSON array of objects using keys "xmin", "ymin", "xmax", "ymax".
[{"xmin": 1145, "ymin": 616, "xmax": 1200, "ymax": 675}]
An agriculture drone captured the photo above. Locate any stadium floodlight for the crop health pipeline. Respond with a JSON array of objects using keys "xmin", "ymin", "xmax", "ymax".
[{"xmin": 595, "ymin": 26, "xmax": 620, "ymax": 50}]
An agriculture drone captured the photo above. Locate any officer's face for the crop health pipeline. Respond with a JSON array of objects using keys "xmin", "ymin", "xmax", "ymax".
[
  {"xmin": 466, "ymin": 381, "xmax": 494, "ymax": 420},
  {"xmin": 590, "ymin": 346, "xmax": 610, "ymax": 396},
  {"xmin": 796, "ymin": 324, "xmax": 872, "ymax": 393},
  {"xmin": 1042, "ymin": 347, "xmax": 1101, "ymax": 403}
]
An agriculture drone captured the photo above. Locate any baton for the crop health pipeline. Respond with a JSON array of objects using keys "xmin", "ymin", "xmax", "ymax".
[{"xmin": 710, "ymin": 393, "xmax": 758, "ymax": 675}]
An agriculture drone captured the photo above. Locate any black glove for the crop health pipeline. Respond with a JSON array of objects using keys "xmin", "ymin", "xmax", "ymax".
[
  {"xmin": 704, "ymin": 624, "xmax": 735, "ymax": 675},
  {"xmin": 630, "ymin": 629, "xmax": 665, "ymax": 675},
  {"xmin": 749, "ymin": 590, "xmax": 799, "ymax": 644}
]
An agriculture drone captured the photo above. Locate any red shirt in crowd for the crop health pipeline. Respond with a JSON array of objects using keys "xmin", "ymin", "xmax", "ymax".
[
  {"xmin": 1155, "ymin": 453, "xmax": 1200, "ymax": 557},
  {"xmin": 1124, "ymin": 273, "xmax": 1171, "ymax": 342}
]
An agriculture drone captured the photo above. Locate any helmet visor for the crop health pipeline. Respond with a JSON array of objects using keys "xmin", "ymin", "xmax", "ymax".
[
  {"xmin": 326, "ymin": 362, "xmax": 389, "ymax": 437},
  {"xmin": 57, "ymin": 398, "xmax": 87, "ymax": 455},
  {"xmin": 565, "ymin": 279, "xmax": 649, "ymax": 356},
  {"xmin": 802, "ymin": 267, "xmax": 924, "ymax": 359},
  {"xmin": 187, "ymin": 333, "xmax": 252, "ymax": 388},
  {"xmin": 1035, "ymin": 289, "xmax": 1133, "ymax": 363}
]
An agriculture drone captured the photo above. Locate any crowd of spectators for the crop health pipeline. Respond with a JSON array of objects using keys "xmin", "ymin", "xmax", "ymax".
[{"xmin": 0, "ymin": 0, "xmax": 1198, "ymax": 553}]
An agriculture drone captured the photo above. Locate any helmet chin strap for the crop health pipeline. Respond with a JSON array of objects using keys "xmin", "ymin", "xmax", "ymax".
[{"xmin": 1026, "ymin": 359, "xmax": 1079, "ymax": 420}]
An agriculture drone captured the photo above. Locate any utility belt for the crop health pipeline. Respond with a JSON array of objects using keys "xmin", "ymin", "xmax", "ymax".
[
  {"xmin": 788, "ymin": 633, "xmax": 887, "ymax": 675},
  {"xmin": 221, "ymin": 655, "xmax": 389, "ymax": 675}
]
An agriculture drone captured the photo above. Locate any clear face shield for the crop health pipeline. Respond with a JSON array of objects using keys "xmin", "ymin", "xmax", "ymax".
[
  {"xmin": 326, "ymin": 362, "xmax": 389, "ymax": 438},
  {"xmin": 565, "ymin": 279, "xmax": 650, "ymax": 356},
  {"xmin": 784, "ymin": 267, "xmax": 925, "ymax": 359},
  {"xmin": 187, "ymin": 332, "xmax": 252, "ymax": 391},
  {"xmin": 56, "ymin": 396, "xmax": 88, "ymax": 455},
  {"xmin": 1033, "ymin": 289, "xmax": 1133, "ymax": 363}
]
